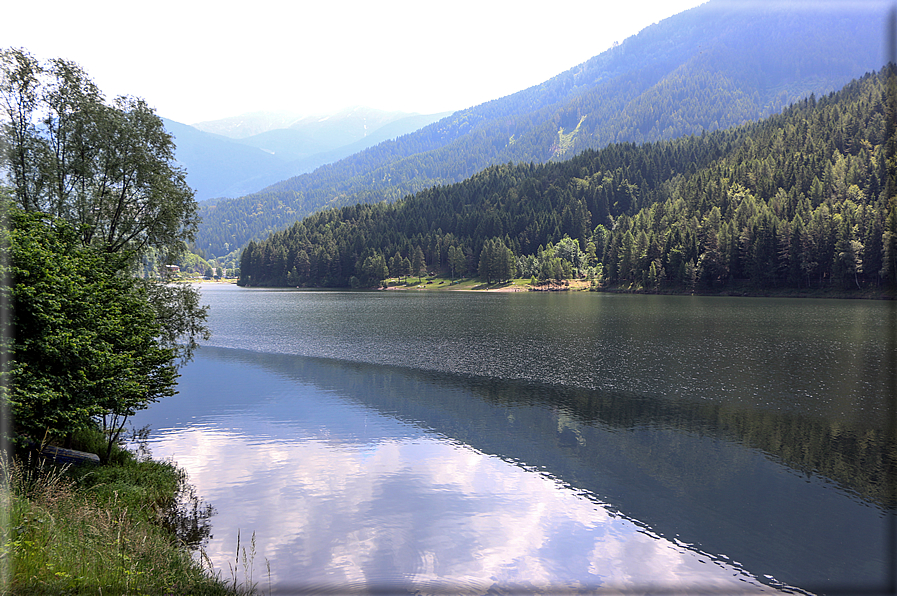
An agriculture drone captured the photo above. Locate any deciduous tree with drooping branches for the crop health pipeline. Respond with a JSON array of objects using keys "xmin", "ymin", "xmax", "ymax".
[{"xmin": 0, "ymin": 48, "xmax": 210, "ymax": 455}]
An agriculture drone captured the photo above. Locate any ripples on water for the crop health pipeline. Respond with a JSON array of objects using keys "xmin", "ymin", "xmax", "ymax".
[
  {"xmin": 205, "ymin": 288, "xmax": 891, "ymax": 423},
  {"xmin": 131, "ymin": 285, "xmax": 894, "ymax": 594}
]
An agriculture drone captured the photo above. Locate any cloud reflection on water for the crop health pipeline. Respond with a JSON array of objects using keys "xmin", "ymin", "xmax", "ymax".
[{"xmin": 146, "ymin": 410, "xmax": 774, "ymax": 594}]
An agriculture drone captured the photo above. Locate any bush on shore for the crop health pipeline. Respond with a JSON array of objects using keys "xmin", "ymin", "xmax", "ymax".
[{"xmin": 1, "ymin": 432, "xmax": 232, "ymax": 595}]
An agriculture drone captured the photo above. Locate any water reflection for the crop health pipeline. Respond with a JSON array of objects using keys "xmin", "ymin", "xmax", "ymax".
[
  {"xmin": 143, "ymin": 406, "xmax": 773, "ymax": 594},
  {"xmin": 134, "ymin": 346, "xmax": 892, "ymax": 594}
]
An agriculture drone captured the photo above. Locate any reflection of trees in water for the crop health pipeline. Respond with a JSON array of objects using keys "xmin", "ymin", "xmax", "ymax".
[
  {"xmin": 473, "ymin": 377, "xmax": 895, "ymax": 510},
  {"xmin": 370, "ymin": 359, "xmax": 895, "ymax": 510},
  {"xmin": 161, "ymin": 479, "xmax": 216, "ymax": 551},
  {"xmin": 132, "ymin": 425, "xmax": 215, "ymax": 551},
  {"xmin": 225, "ymin": 348, "xmax": 894, "ymax": 509},
  {"xmin": 194, "ymin": 347, "xmax": 891, "ymax": 592}
]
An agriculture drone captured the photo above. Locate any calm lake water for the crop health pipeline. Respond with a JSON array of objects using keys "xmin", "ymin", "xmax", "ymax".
[{"xmin": 132, "ymin": 284, "xmax": 896, "ymax": 595}]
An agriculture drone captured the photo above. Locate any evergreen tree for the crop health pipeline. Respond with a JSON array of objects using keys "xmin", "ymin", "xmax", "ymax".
[{"xmin": 412, "ymin": 246, "xmax": 426, "ymax": 283}]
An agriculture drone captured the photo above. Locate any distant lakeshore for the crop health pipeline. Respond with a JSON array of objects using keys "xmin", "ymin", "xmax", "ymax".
[{"xmin": 217, "ymin": 275, "xmax": 895, "ymax": 299}]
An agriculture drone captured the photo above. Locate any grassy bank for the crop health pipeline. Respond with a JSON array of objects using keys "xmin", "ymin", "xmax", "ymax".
[
  {"xmin": 1, "ymin": 435, "xmax": 237, "ymax": 595},
  {"xmin": 381, "ymin": 274, "xmax": 894, "ymax": 299}
]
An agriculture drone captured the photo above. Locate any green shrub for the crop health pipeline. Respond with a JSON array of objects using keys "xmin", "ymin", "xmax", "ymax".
[{"xmin": 1, "ymin": 453, "xmax": 231, "ymax": 595}]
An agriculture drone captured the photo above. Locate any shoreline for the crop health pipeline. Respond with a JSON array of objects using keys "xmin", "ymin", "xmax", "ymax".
[{"xmin": 237, "ymin": 277, "xmax": 895, "ymax": 300}]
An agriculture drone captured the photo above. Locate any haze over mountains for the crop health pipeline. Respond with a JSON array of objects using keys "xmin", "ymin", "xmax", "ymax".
[
  {"xmin": 163, "ymin": 108, "xmax": 449, "ymax": 201},
  {"xmin": 188, "ymin": 0, "xmax": 892, "ymax": 260}
]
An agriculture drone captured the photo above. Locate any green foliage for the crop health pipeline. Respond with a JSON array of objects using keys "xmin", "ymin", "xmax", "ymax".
[
  {"xmin": 177, "ymin": 250, "xmax": 216, "ymax": 276},
  {"xmin": 357, "ymin": 252, "xmax": 388, "ymax": 287},
  {"xmin": 447, "ymin": 245, "xmax": 467, "ymax": 280},
  {"xmin": 0, "ymin": 47, "xmax": 209, "ymax": 351},
  {"xmin": 0, "ymin": 49, "xmax": 211, "ymax": 452},
  {"xmin": 412, "ymin": 245, "xmax": 426, "ymax": 283},
  {"xmin": 0, "ymin": 48, "xmax": 198, "ymax": 265},
  {"xmin": 239, "ymin": 65, "xmax": 897, "ymax": 296},
  {"xmin": 2, "ymin": 209, "xmax": 178, "ymax": 446},
  {"xmin": 478, "ymin": 238, "xmax": 516, "ymax": 284}
]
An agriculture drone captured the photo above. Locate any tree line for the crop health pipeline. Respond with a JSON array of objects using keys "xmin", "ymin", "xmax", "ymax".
[{"xmin": 239, "ymin": 65, "xmax": 897, "ymax": 295}]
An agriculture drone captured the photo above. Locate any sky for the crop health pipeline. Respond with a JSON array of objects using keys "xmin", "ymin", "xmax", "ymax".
[{"xmin": 1, "ymin": 0, "xmax": 709, "ymax": 125}]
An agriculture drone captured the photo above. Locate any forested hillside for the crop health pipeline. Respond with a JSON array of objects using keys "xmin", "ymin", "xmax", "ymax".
[
  {"xmin": 238, "ymin": 65, "xmax": 896, "ymax": 295},
  {"xmin": 196, "ymin": 0, "xmax": 888, "ymax": 258}
]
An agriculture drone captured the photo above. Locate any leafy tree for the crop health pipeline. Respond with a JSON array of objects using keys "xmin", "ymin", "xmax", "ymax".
[
  {"xmin": 389, "ymin": 251, "xmax": 403, "ymax": 280},
  {"xmin": 0, "ymin": 50, "xmax": 211, "ymax": 455},
  {"xmin": 0, "ymin": 48, "xmax": 198, "ymax": 264},
  {"xmin": 359, "ymin": 252, "xmax": 388, "ymax": 287},
  {"xmin": 833, "ymin": 216, "xmax": 862, "ymax": 289},
  {"xmin": 0, "ymin": 48, "xmax": 208, "ymax": 361},
  {"xmin": 883, "ymin": 201, "xmax": 897, "ymax": 287},
  {"xmin": 145, "ymin": 282, "xmax": 210, "ymax": 364},
  {"xmin": 554, "ymin": 235, "xmax": 585, "ymax": 276},
  {"xmin": 479, "ymin": 238, "xmax": 516, "ymax": 283},
  {"xmin": 401, "ymin": 256, "xmax": 412, "ymax": 281},
  {"xmin": 617, "ymin": 231, "xmax": 635, "ymax": 283},
  {"xmin": 2, "ymin": 208, "xmax": 178, "ymax": 459},
  {"xmin": 448, "ymin": 245, "xmax": 466, "ymax": 280},
  {"xmin": 478, "ymin": 240, "xmax": 496, "ymax": 283}
]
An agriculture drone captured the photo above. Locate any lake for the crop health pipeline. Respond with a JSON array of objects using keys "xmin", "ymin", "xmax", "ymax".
[{"xmin": 131, "ymin": 284, "xmax": 896, "ymax": 595}]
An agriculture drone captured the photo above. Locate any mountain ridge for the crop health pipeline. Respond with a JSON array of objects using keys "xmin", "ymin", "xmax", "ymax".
[
  {"xmin": 193, "ymin": 0, "xmax": 891, "ymax": 260},
  {"xmin": 164, "ymin": 108, "xmax": 449, "ymax": 201}
]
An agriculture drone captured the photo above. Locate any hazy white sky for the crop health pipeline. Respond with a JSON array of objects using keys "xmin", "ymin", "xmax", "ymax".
[{"xmin": 2, "ymin": 0, "xmax": 709, "ymax": 124}]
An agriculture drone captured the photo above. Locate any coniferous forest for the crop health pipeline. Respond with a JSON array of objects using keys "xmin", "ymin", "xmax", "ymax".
[{"xmin": 239, "ymin": 66, "xmax": 897, "ymax": 295}]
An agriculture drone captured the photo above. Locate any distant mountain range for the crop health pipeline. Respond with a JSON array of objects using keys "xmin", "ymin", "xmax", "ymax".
[
  {"xmin": 191, "ymin": 0, "xmax": 892, "ymax": 259},
  {"xmin": 163, "ymin": 108, "xmax": 450, "ymax": 201}
]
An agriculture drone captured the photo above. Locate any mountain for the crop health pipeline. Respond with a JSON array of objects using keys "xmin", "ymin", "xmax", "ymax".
[
  {"xmin": 232, "ymin": 109, "xmax": 453, "ymax": 162},
  {"xmin": 162, "ymin": 118, "xmax": 288, "ymax": 201},
  {"xmin": 194, "ymin": 0, "xmax": 892, "ymax": 259},
  {"xmin": 237, "ymin": 65, "xmax": 897, "ymax": 295},
  {"xmin": 192, "ymin": 111, "xmax": 306, "ymax": 138},
  {"xmin": 165, "ymin": 109, "xmax": 448, "ymax": 201}
]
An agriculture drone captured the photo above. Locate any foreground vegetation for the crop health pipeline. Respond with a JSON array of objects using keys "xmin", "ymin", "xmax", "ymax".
[
  {"xmin": 0, "ymin": 434, "xmax": 235, "ymax": 595},
  {"xmin": 0, "ymin": 51, "xmax": 228, "ymax": 595},
  {"xmin": 1, "ymin": 49, "xmax": 210, "ymax": 457}
]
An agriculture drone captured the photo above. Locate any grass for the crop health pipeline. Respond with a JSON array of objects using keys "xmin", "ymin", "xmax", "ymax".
[
  {"xmin": 382, "ymin": 275, "xmax": 463, "ymax": 289},
  {"xmin": 0, "ymin": 436, "xmax": 243, "ymax": 595}
]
